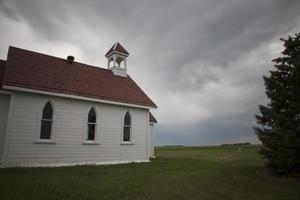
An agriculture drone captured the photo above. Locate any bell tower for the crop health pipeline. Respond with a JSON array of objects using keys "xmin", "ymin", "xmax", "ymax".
[{"xmin": 105, "ymin": 42, "xmax": 129, "ymax": 77}]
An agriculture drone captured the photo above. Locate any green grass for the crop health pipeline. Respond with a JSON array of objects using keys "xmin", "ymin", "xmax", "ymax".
[{"xmin": 1, "ymin": 145, "xmax": 299, "ymax": 200}]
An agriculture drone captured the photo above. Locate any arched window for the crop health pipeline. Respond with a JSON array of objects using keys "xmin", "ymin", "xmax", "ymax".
[
  {"xmin": 123, "ymin": 111, "xmax": 131, "ymax": 142},
  {"xmin": 87, "ymin": 108, "xmax": 96, "ymax": 141},
  {"xmin": 40, "ymin": 102, "xmax": 53, "ymax": 139}
]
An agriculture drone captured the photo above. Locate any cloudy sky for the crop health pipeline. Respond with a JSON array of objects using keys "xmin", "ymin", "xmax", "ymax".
[{"xmin": 1, "ymin": 0, "xmax": 299, "ymax": 146}]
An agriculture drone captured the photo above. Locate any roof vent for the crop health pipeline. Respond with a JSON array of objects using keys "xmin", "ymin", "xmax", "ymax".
[{"xmin": 67, "ymin": 55, "xmax": 74, "ymax": 64}]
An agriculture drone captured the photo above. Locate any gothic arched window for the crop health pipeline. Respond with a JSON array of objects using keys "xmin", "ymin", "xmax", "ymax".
[
  {"xmin": 87, "ymin": 108, "xmax": 96, "ymax": 141},
  {"xmin": 40, "ymin": 102, "xmax": 53, "ymax": 139},
  {"xmin": 123, "ymin": 111, "xmax": 131, "ymax": 142}
]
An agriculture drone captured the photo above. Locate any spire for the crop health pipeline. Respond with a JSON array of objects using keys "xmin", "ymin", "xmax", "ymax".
[
  {"xmin": 105, "ymin": 42, "xmax": 129, "ymax": 77},
  {"xmin": 105, "ymin": 42, "xmax": 129, "ymax": 58}
]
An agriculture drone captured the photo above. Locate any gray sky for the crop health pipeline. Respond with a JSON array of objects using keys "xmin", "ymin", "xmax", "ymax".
[{"xmin": 1, "ymin": 0, "xmax": 299, "ymax": 145}]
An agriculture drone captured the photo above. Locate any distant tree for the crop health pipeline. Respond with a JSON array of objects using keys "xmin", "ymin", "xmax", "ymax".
[{"xmin": 255, "ymin": 33, "xmax": 300, "ymax": 174}]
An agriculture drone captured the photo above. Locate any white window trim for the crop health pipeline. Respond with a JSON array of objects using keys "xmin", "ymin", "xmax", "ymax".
[
  {"xmin": 83, "ymin": 106, "xmax": 99, "ymax": 145},
  {"xmin": 35, "ymin": 100, "xmax": 56, "ymax": 144},
  {"xmin": 121, "ymin": 110, "xmax": 134, "ymax": 145}
]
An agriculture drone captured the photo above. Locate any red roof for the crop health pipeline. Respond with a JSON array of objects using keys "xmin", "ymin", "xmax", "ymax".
[
  {"xmin": 2, "ymin": 46, "xmax": 157, "ymax": 108},
  {"xmin": 105, "ymin": 42, "xmax": 129, "ymax": 57}
]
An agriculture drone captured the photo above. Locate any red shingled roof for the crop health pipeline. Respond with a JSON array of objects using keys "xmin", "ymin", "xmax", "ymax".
[
  {"xmin": 3, "ymin": 46, "xmax": 157, "ymax": 108},
  {"xmin": 105, "ymin": 42, "xmax": 129, "ymax": 57}
]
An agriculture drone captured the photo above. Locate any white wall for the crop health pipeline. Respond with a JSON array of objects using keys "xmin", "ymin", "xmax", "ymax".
[
  {"xmin": 148, "ymin": 124, "xmax": 155, "ymax": 158},
  {"xmin": 0, "ymin": 94, "xmax": 10, "ymax": 164},
  {"xmin": 3, "ymin": 91, "xmax": 150, "ymax": 167}
]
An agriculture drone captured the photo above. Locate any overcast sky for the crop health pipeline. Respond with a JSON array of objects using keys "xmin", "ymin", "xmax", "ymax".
[{"xmin": 1, "ymin": 0, "xmax": 299, "ymax": 145}]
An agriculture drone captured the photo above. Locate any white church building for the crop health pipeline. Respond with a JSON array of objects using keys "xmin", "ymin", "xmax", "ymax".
[{"xmin": 0, "ymin": 42, "xmax": 157, "ymax": 167}]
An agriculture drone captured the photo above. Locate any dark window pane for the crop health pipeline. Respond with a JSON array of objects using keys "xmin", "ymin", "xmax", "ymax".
[
  {"xmin": 40, "ymin": 120, "xmax": 52, "ymax": 139},
  {"xmin": 88, "ymin": 108, "xmax": 96, "ymax": 123},
  {"xmin": 87, "ymin": 124, "xmax": 95, "ymax": 140},
  {"xmin": 123, "ymin": 127, "xmax": 130, "ymax": 141},
  {"xmin": 42, "ymin": 102, "xmax": 53, "ymax": 120},
  {"xmin": 124, "ymin": 112, "xmax": 131, "ymax": 126}
]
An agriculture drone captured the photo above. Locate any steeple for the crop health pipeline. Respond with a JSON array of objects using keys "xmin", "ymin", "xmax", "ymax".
[{"xmin": 105, "ymin": 42, "xmax": 129, "ymax": 77}]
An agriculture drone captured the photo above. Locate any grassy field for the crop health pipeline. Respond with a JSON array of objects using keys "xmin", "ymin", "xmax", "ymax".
[{"xmin": 0, "ymin": 145, "xmax": 299, "ymax": 200}]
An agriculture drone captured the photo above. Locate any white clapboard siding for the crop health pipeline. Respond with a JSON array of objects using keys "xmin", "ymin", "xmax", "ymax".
[
  {"xmin": 0, "ymin": 94, "xmax": 10, "ymax": 163},
  {"xmin": 148, "ymin": 124, "xmax": 155, "ymax": 158},
  {"xmin": 3, "ymin": 91, "xmax": 149, "ymax": 167}
]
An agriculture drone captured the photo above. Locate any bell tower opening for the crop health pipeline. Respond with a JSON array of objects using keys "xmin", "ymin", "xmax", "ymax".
[{"xmin": 105, "ymin": 42, "xmax": 129, "ymax": 77}]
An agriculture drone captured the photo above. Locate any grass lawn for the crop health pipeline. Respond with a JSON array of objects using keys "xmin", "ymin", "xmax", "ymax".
[{"xmin": 0, "ymin": 145, "xmax": 299, "ymax": 200}]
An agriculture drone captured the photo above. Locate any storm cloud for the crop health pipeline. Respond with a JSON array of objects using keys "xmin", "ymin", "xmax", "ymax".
[{"xmin": 1, "ymin": 0, "xmax": 299, "ymax": 145}]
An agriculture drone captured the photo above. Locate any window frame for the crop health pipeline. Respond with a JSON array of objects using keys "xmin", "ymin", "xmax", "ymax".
[
  {"xmin": 35, "ymin": 100, "xmax": 55, "ymax": 144},
  {"xmin": 83, "ymin": 107, "xmax": 99, "ymax": 145},
  {"xmin": 121, "ymin": 110, "xmax": 133, "ymax": 144}
]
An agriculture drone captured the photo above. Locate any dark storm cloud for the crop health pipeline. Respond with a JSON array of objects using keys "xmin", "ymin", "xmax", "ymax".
[
  {"xmin": 0, "ymin": 0, "xmax": 299, "ymax": 145},
  {"xmin": 1, "ymin": 1, "xmax": 299, "ymax": 66},
  {"xmin": 175, "ymin": 0, "xmax": 300, "ymax": 66}
]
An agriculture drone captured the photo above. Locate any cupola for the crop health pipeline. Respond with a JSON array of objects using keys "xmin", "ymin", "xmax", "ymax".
[{"xmin": 105, "ymin": 42, "xmax": 129, "ymax": 77}]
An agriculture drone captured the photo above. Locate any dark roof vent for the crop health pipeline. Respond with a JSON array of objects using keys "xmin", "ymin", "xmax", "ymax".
[{"xmin": 67, "ymin": 55, "xmax": 74, "ymax": 64}]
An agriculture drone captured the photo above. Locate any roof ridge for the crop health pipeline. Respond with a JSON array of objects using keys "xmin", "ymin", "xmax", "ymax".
[
  {"xmin": 113, "ymin": 42, "xmax": 118, "ymax": 50},
  {"xmin": 8, "ymin": 46, "xmax": 111, "ymax": 72}
]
